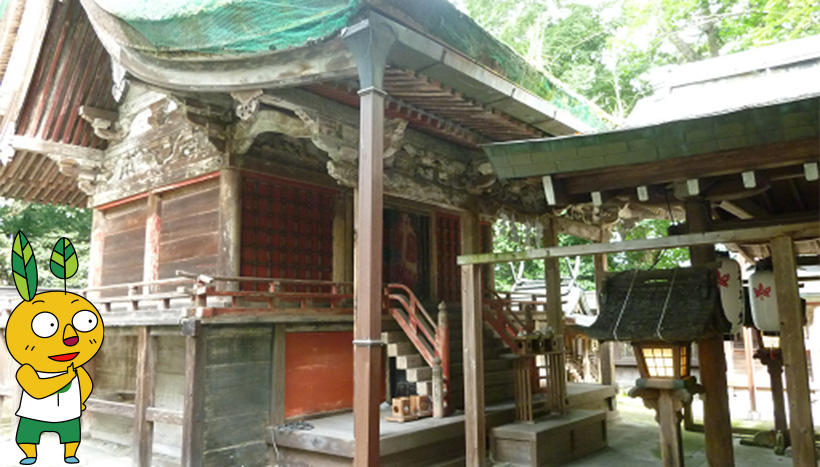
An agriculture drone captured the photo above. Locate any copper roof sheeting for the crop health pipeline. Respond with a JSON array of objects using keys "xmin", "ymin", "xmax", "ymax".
[{"xmin": 0, "ymin": 0, "xmax": 115, "ymax": 206}]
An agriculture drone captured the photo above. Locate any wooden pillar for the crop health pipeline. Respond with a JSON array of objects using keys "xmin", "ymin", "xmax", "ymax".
[
  {"xmin": 771, "ymin": 236, "xmax": 817, "ymax": 465},
  {"xmin": 742, "ymin": 328, "xmax": 757, "ymax": 416},
  {"xmin": 461, "ymin": 264, "xmax": 485, "ymax": 466},
  {"xmin": 270, "ymin": 325, "xmax": 287, "ymax": 426},
  {"xmin": 181, "ymin": 321, "xmax": 205, "ymax": 467},
  {"xmin": 685, "ymin": 200, "xmax": 734, "ymax": 466},
  {"xmin": 142, "ymin": 194, "xmax": 161, "ymax": 294},
  {"xmin": 595, "ymin": 228, "xmax": 615, "ymax": 387},
  {"xmin": 543, "ymin": 217, "xmax": 566, "ymax": 412},
  {"xmin": 657, "ymin": 391, "xmax": 684, "ymax": 467},
  {"xmin": 343, "ymin": 20, "xmax": 395, "ymax": 467},
  {"xmin": 217, "ymin": 168, "xmax": 242, "ymax": 290},
  {"xmin": 461, "ymin": 209, "xmax": 482, "ymax": 255},
  {"xmin": 133, "ymin": 326, "xmax": 156, "ymax": 467},
  {"xmin": 88, "ymin": 209, "xmax": 106, "ymax": 293}
]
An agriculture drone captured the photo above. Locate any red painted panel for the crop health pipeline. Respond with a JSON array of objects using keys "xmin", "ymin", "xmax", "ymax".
[
  {"xmin": 241, "ymin": 172, "xmax": 337, "ymax": 291},
  {"xmin": 285, "ymin": 331, "xmax": 354, "ymax": 418}
]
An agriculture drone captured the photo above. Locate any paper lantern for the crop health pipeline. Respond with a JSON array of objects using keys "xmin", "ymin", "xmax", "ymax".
[
  {"xmin": 716, "ymin": 255, "xmax": 745, "ymax": 334},
  {"xmin": 749, "ymin": 268, "xmax": 778, "ymax": 333}
]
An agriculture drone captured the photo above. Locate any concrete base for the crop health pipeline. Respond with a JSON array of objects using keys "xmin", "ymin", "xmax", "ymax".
[{"xmin": 490, "ymin": 409, "xmax": 608, "ymax": 466}]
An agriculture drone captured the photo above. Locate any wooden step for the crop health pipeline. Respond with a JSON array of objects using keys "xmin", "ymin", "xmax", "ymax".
[
  {"xmin": 381, "ymin": 330, "xmax": 408, "ymax": 344},
  {"xmin": 387, "ymin": 342, "xmax": 415, "ymax": 357},
  {"xmin": 396, "ymin": 354, "xmax": 423, "ymax": 369},
  {"xmin": 406, "ymin": 366, "xmax": 432, "ymax": 382}
]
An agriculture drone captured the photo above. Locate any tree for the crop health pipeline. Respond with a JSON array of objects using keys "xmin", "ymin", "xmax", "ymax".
[{"xmin": 0, "ymin": 199, "xmax": 92, "ymax": 290}]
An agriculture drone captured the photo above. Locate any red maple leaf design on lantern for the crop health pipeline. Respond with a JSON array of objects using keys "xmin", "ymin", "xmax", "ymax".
[
  {"xmin": 753, "ymin": 282, "xmax": 771, "ymax": 299},
  {"xmin": 717, "ymin": 272, "xmax": 730, "ymax": 287}
]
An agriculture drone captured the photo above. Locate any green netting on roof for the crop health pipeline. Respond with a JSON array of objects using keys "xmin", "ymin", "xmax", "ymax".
[{"xmin": 95, "ymin": 0, "xmax": 361, "ymax": 53}]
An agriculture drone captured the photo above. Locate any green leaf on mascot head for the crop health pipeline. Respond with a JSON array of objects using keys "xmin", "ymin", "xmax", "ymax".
[
  {"xmin": 50, "ymin": 237, "xmax": 79, "ymax": 280},
  {"xmin": 11, "ymin": 231, "xmax": 38, "ymax": 301}
]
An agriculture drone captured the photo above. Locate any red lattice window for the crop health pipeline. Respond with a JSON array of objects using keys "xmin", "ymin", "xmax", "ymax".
[
  {"xmin": 240, "ymin": 173, "xmax": 336, "ymax": 291},
  {"xmin": 436, "ymin": 212, "xmax": 461, "ymax": 303}
]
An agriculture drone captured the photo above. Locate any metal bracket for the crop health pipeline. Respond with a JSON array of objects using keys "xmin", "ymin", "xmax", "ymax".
[{"xmin": 352, "ymin": 339, "xmax": 386, "ymax": 347}]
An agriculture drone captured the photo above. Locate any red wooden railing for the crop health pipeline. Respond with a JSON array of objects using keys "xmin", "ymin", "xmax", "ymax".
[
  {"xmin": 384, "ymin": 283, "xmax": 450, "ymax": 415},
  {"xmin": 483, "ymin": 291, "xmax": 535, "ymax": 351}
]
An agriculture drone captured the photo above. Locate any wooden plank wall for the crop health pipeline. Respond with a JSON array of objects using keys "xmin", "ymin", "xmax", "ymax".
[
  {"xmin": 99, "ymin": 200, "xmax": 147, "ymax": 293},
  {"xmin": 199, "ymin": 325, "xmax": 273, "ymax": 467},
  {"xmin": 285, "ymin": 331, "xmax": 355, "ymax": 418},
  {"xmin": 158, "ymin": 179, "xmax": 220, "ymax": 281}
]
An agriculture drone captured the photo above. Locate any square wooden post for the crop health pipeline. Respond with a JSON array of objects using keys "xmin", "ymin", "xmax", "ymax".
[
  {"xmin": 343, "ymin": 18, "xmax": 395, "ymax": 467},
  {"xmin": 771, "ymin": 235, "xmax": 817, "ymax": 465},
  {"xmin": 543, "ymin": 217, "xmax": 566, "ymax": 412},
  {"xmin": 181, "ymin": 320, "xmax": 205, "ymax": 467},
  {"xmin": 595, "ymin": 228, "xmax": 615, "ymax": 387},
  {"xmin": 217, "ymin": 167, "xmax": 242, "ymax": 291},
  {"xmin": 685, "ymin": 200, "xmax": 734, "ymax": 466},
  {"xmin": 133, "ymin": 326, "xmax": 156, "ymax": 467},
  {"xmin": 461, "ymin": 264, "xmax": 485, "ymax": 466},
  {"xmin": 142, "ymin": 194, "xmax": 161, "ymax": 294}
]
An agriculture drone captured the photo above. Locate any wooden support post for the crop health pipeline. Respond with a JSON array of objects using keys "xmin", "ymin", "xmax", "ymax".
[
  {"xmin": 271, "ymin": 324, "xmax": 286, "ymax": 426},
  {"xmin": 133, "ymin": 326, "xmax": 156, "ymax": 467},
  {"xmin": 685, "ymin": 200, "xmax": 734, "ymax": 466},
  {"xmin": 742, "ymin": 328, "xmax": 757, "ymax": 416},
  {"xmin": 595, "ymin": 229, "xmax": 615, "ymax": 388},
  {"xmin": 437, "ymin": 301, "xmax": 450, "ymax": 415},
  {"xmin": 181, "ymin": 321, "xmax": 204, "ymax": 467},
  {"xmin": 217, "ymin": 168, "xmax": 242, "ymax": 291},
  {"xmin": 771, "ymin": 235, "xmax": 817, "ymax": 465},
  {"xmin": 343, "ymin": 19, "xmax": 395, "ymax": 467},
  {"xmin": 462, "ymin": 264, "xmax": 485, "ymax": 466},
  {"xmin": 142, "ymin": 194, "xmax": 161, "ymax": 295},
  {"xmin": 333, "ymin": 194, "xmax": 354, "ymax": 284},
  {"xmin": 461, "ymin": 209, "xmax": 482, "ymax": 255},
  {"xmin": 657, "ymin": 391, "xmax": 684, "ymax": 467},
  {"xmin": 543, "ymin": 217, "xmax": 566, "ymax": 412}
]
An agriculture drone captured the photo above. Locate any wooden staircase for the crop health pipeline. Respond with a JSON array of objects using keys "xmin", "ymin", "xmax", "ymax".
[{"xmin": 383, "ymin": 304, "xmax": 516, "ymax": 412}]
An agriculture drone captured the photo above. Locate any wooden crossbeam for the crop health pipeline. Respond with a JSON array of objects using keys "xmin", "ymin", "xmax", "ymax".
[
  {"xmin": 9, "ymin": 134, "xmax": 104, "ymax": 163},
  {"xmin": 458, "ymin": 221, "xmax": 819, "ymax": 265}
]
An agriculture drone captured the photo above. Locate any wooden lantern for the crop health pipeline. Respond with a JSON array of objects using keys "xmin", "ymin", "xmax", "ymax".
[
  {"xmin": 750, "ymin": 267, "xmax": 778, "ymax": 333},
  {"xmin": 716, "ymin": 254, "xmax": 745, "ymax": 334},
  {"xmin": 633, "ymin": 342, "xmax": 691, "ymax": 380}
]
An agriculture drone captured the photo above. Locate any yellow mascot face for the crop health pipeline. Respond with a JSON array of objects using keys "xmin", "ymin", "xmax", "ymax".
[{"xmin": 5, "ymin": 291, "xmax": 104, "ymax": 373}]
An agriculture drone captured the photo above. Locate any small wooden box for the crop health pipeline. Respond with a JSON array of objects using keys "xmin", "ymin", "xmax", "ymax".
[
  {"xmin": 386, "ymin": 397, "xmax": 417, "ymax": 422},
  {"xmin": 410, "ymin": 395, "xmax": 432, "ymax": 417}
]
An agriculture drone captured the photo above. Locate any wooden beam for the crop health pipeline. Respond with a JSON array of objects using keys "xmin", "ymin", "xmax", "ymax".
[
  {"xmin": 181, "ymin": 321, "xmax": 205, "ymax": 467},
  {"xmin": 133, "ymin": 326, "xmax": 156, "ymax": 467},
  {"xmin": 558, "ymin": 139, "xmax": 817, "ymax": 195},
  {"xmin": 458, "ymin": 221, "xmax": 819, "ymax": 265},
  {"xmin": 685, "ymin": 200, "xmax": 734, "ymax": 467},
  {"xmin": 461, "ymin": 264, "xmax": 485, "ymax": 466},
  {"xmin": 9, "ymin": 134, "xmax": 104, "ymax": 163},
  {"xmin": 771, "ymin": 236, "xmax": 818, "ymax": 465},
  {"xmin": 271, "ymin": 324, "xmax": 286, "ymax": 426}
]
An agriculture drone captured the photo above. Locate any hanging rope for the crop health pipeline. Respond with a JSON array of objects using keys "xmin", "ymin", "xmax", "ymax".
[
  {"xmin": 655, "ymin": 269, "xmax": 678, "ymax": 341},
  {"xmin": 612, "ymin": 270, "xmax": 639, "ymax": 341}
]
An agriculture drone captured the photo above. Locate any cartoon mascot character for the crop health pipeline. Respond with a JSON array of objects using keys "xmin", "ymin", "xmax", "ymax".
[{"xmin": 5, "ymin": 232, "xmax": 103, "ymax": 465}]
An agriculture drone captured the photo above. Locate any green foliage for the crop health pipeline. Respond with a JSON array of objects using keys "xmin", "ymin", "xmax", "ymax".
[
  {"xmin": 0, "ymin": 199, "xmax": 91, "ymax": 290},
  {"xmin": 11, "ymin": 231, "xmax": 37, "ymax": 301},
  {"xmin": 457, "ymin": 0, "xmax": 820, "ymax": 118},
  {"xmin": 607, "ymin": 219, "xmax": 690, "ymax": 272}
]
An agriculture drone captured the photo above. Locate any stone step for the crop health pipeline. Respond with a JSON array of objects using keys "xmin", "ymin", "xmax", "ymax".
[
  {"xmin": 396, "ymin": 354, "xmax": 423, "ymax": 369},
  {"xmin": 387, "ymin": 342, "xmax": 415, "ymax": 357},
  {"xmin": 406, "ymin": 366, "xmax": 432, "ymax": 382},
  {"xmin": 381, "ymin": 330, "xmax": 408, "ymax": 344},
  {"xmin": 416, "ymin": 380, "xmax": 432, "ymax": 395}
]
